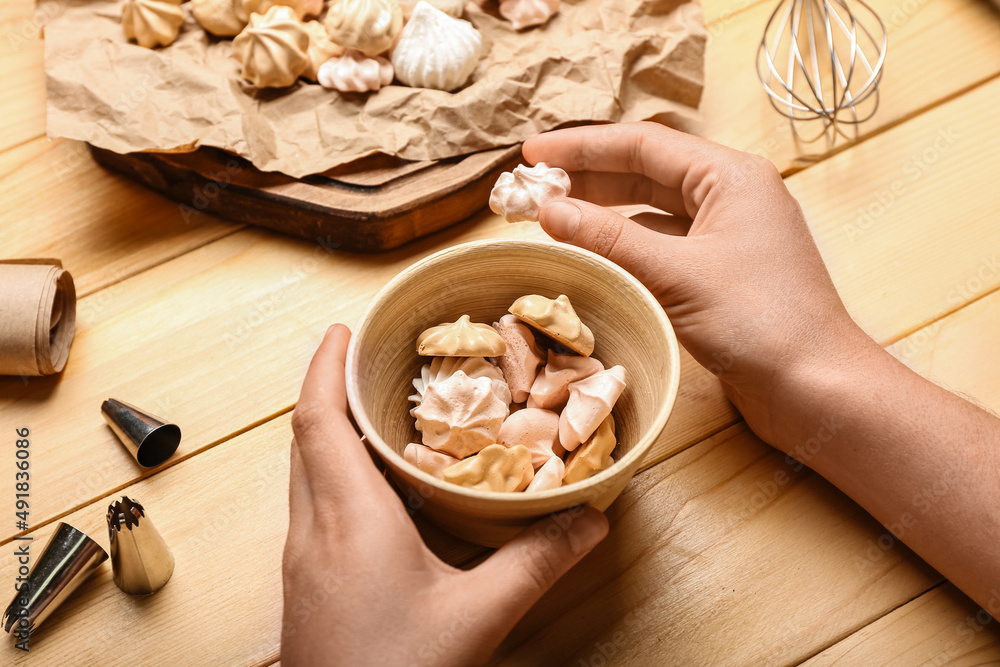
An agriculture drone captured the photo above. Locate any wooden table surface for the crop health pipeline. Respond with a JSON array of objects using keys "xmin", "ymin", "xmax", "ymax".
[{"xmin": 3, "ymin": 0, "xmax": 1000, "ymax": 663}]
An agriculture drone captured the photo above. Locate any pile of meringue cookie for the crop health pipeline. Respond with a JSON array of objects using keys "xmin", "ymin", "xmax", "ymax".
[
  {"xmin": 120, "ymin": 0, "xmax": 562, "ymax": 93},
  {"xmin": 406, "ymin": 294, "xmax": 627, "ymax": 494}
]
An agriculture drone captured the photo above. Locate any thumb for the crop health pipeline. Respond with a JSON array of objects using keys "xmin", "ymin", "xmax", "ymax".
[
  {"xmin": 463, "ymin": 506, "xmax": 609, "ymax": 634},
  {"xmin": 539, "ymin": 197, "xmax": 680, "ymax": 287}
]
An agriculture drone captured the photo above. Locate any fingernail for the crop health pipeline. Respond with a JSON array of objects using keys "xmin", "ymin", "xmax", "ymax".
[
  {"xmin": 544, "ymin": 201, "xmax": 581, "ymax": 241},
  {"xmin": 567, "ymin": 509, "xmax": 608, "ymax": 556}
]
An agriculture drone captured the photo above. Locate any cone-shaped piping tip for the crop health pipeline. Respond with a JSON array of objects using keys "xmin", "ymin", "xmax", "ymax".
[
  {"xmin": 107, "ymin": 497, "xmax": 175, "ymax": 595},
  {"xmin": 2, "ymin": 523, "xmax": 108, "ymax": 635},
  {"xmin": 101, "ymin": 399, "xmax": 181, "ymax": 467}
]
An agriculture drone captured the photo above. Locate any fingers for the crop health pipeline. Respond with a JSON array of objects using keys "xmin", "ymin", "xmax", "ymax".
[
  {"xmin": 291, "ymin": 324, "xmax": 387, "ymax": 502},
  {"xmin": 567, "ymin": 171, "xmax": 687, "ymax": 217},
  {"xmin": 523, "ymin": 122, "xmax": 730, "ymax": 214},
  {"xmin": 463, "ymin": 507, "xmax": 609, "ymax": 633},
  {"xmin": 539, "ymin": 197, "xmax": 681, "ymax": 294}
]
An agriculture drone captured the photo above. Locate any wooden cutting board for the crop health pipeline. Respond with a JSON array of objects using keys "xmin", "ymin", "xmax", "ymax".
[{"xmin": 89, "ymin": 144, "xmax": 522, "ymax": 252}]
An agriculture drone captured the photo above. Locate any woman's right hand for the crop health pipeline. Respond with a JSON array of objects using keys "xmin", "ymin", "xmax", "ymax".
[{"xmin": 523, "ymin": 122, "xmax": 880, "ymax": 451}]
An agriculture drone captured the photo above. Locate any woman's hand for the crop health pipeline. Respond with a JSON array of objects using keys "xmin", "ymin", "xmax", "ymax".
[
  {"xmin": 281, "ymin": 325, "xmax": 609, "ymax": 667},
  {"xmin": 524, "ymin": 122, "xmax": 879, "ymax": 451}
]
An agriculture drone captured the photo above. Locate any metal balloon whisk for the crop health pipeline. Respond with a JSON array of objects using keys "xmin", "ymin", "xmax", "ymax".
[{"xmin": 757, "ymin": 0, "xmax": 887, "ymax": 144}]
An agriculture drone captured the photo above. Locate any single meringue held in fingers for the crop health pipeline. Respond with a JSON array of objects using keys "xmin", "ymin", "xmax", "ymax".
[{"xmin": 490, "ymin": 162, "xmax": 571, "ymax": 223}]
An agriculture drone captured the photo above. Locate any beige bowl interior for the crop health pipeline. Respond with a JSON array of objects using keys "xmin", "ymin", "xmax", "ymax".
[{"xmin": 347, "ymin": 239, "xmax": 680, "ymax": 547}]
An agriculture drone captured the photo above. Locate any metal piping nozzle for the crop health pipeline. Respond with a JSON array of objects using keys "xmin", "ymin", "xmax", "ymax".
[{"xmin": 107, "ymin": 497, "xmax": 175, "ymax": 595}]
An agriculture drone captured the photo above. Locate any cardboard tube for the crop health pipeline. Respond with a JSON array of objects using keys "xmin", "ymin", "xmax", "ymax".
[{"xmin": 0, "ymin": 259, "xmax": 77, "ymax": 376}]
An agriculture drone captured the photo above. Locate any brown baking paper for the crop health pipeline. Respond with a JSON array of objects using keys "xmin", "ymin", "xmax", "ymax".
[
  {"xmin": 0, "ymin": 260, "xmax": 77, "ymax": 377},
  {"xmin": 42, "ymin": 0, "xmax": 705, "ymax": 178}
]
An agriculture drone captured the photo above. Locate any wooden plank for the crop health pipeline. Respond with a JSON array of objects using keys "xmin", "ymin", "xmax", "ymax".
[
  {"xmin": 490, "ymin": 423, "xmax": 941, "ymax": 666},
  {"xmin": 802, "ymin": 584, "xmax": 1000, "ymax": 666},
  {"xmin": 0, "ymin": 3, "xmax": 45, "ymax": 153},
  {"xmin": 698, "ymin": 0, "xmax": 1000, "ymax": 174},
  {"xmin": 788, "ymin": 76, "xmax": 1000, "ymax": 345},
  {"xmin": 0, "ymin": 139, "xmax": 241, "ymax": 297},
  {"xmin": 0, "ymin": 415, "xmax": 291, "ymax": 666}
]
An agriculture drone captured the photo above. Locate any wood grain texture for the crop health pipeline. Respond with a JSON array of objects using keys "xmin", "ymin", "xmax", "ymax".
[
  {"xmin": 0, "ymin": 11, "xmax": 45, "ymax": 153},
  {"xmin": 802, "ymin": 584, "xmax": 1000, "ymax": 666},
  {"xmin": 698, "ymin": 0, "xmax": 1000, "ymax": 174},
  {"xmin": 788, "ymin": 76, "xmax": 1000, "ymax": 345},
  {"xmin": 0, "ymin": 139, "xmax": 241, "ymax": 296},
  {"xmin": 0, "ymin": 414, "xmax": 291, "ymax": 666},
  {"xmin": 490, "ymin": 422, "xmax": 941, "ymax": 666}
]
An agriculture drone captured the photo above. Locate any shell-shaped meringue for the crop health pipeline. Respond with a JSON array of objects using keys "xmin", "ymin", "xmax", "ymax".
[
  {"xmin": 302, "ymin": 21, "xmax": 346, "ymax": 81},
  {"xmin": 121, "ymin": 0, "xmax": 185, "ymax": 49},
  {"xmin": 563, "ymin": 414, "xmax": 616, "ymax": 484},
  {"xmin": 527, "ymin": 349, "xmax": 604, "ymax": 411},
  {"xmin": 442, "ymin": 444, "xmax": 533, "ymax": 492},
  {"xmin": 489, "ymin": 162, "xmax": 571, "ymax": 223},
  {"xmin": 324, "ymin": 0, "xmax": 403, "ymax": 57},
  {"xmin": 558, "ymin": 366, "xmax": 626, "ymax": 451},
  {"xmin": 404, "ymin": 442, "xmax": 461, "ymax": 479},
  {"xmin": 509, "ymin": 294, "xmax": 594, "ymax": 356},
  {"xmin": 492, "ymin": 313, "xmax": 544, "ymax": 403},
  {"xmin": 192, "ymin": 0, "xmax": 249, "ymax": 37},
  {"xmin": 232, "ymin": 6, "xmax": 310, "ymax": 88},
  {"xmin": 526, "ymin": 454, "xmax": 565, "ymax": 492},
  {"xmin": 398, "ymin": 0, "xmax": 465, "ymax": 18},
  {"xmin": 242, "ymin": 0, "xmax": 324, "ymax": 19},
  {"xmin": 497, "ymin": 407, "xmax": 560, "ymax": 470},
  {"xmin": 408, "ymin": 356, "xmax": 507, "ymax": 429},
  {"xmin": 318, "ymin": 50, "xmax": 394, "ymax": 92},
  {"xmin": 412, "ymin": 371, "xmax": 510, "ymax": 458},
  {"xmin": 417, "ymin": 315, "xmax": 506, "ymax": 357},
  {"xmin": 498, "ymin": 0, "xmax": 559, "ymax": 31},
  {"xmin": 390, "ymin": 1, "xmax": 483, "ymax": 91}
]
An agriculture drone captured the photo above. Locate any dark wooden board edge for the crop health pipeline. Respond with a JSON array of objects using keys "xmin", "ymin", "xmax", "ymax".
[{"xmin": 89, "ymin": 145, "xmax": 522, "ymax": 253}]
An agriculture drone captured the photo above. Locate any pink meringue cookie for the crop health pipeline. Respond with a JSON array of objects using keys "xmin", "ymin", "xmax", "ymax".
[
  {"xmin": 496, "ymin": 408, "xmax": 560, "ymax": 470},
  {"xmin": 499, "ymin": 0, "xmax": 559, "ymax": 31},
  {"xmin": 559, "ymin": 365, "xmax": 626, "ymax": 451},
  {"xmin": 526, "ymin": 455, "xmax": 565, "ymax": 492},
  {"xmin": 412, "ymin": 370, "xmax": 510, "ymax": 458},
  {"xmin": 408, "ymin": 356, "xmax": 507, "ymax": 428},
  {"xmin": 492, "ymin": 313, "xmax": 544, "ymax": 403},
  {"xmin": 527, "ymin": 349, "xmax": 604, "ymax": 411},
  {"xmin": 403, "ymin": 442, "xmax": 461, "ymax": 479}
]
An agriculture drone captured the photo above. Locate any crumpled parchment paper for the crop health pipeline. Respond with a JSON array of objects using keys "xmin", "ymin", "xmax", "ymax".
[{"xmin": 43, "ymin": 0, "xmax": 706, "ymax": 178}]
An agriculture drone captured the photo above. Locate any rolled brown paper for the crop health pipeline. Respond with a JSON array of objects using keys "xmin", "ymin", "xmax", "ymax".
[{"xmin": 0, "ymin": 259, "xmax": 77, "ymax": 376}]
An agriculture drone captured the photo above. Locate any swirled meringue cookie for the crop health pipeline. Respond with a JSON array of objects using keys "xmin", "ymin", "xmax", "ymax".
[
  {"xmin": 121, "ymin": 0, "xmax": 185, "ymax": 48},
  {"xmin": 492, "ymin": 313, "xmax": 544, "ymax": 403},
  {"xmin": 497, "ymin": 407, "xmax": 560, "ymax": 470},
  {"xmin": 563, "ymin": 414, "xmax": 616, "ymax": 484},
  {"xmin": 318, "ymin": 50, "xmax": 393, "ymax": 91},
  {"xmin": 408, "ymin": 356, "xmax": 506, "ymax": 427},
  {"xmin": 302, "ymin": 21, "xmax": 345, "ymax": 81},
  {"xmin": 498, "ymin": 0, "xmax": 559, "ymax": 31},
  {"xmin": 232, "ymin": 6, "xmax": 309, "ymax": 87},
  {"xmin": 192, "ymin": 0, "xmax": 249, "ymax": 37},
  {"xmin": 397, "ymin": 0, "xmax": 465, "ymax": 17},
  {"xmin": 527, "ymin": 349, "xmax": 604, "ymax": 411},
  {"xmin": 442, "ymin": 444, "xmax": 534, "ymax": 492},
  {"xmin": 391, "ymin": 1, "xmax": 483, "ymax": 91},
  {"xmin": 526, "ymin": 454, "xmax": 564, "ymax": 492},
  {"xmin": 417, "ymin": 315, "xmax": 506, "ymax": 357},
  {"xmin": 412, "ymin": 370, "xmax": 510, "ymax": 458},
  {"xmin": 559, "ymin": 366, "xmax": 626, "ymax": 451},
  {"xmin": 509, "ymin": 294, "xmax": 594, "ymax": 356},
  {"xmin": 404, "ymin": 443, "xmax": 461, "ymax": 479},
  {"xmin": 325, "ymin": 0, "xmax": 403, "ymax": 57},
  {"xmin": 243, "ymin": 0, "xmax": 324, "ymax": 19},
  {"xmin": 489, "ymin": 162, "xmax": 571, "ymax": 223}
]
